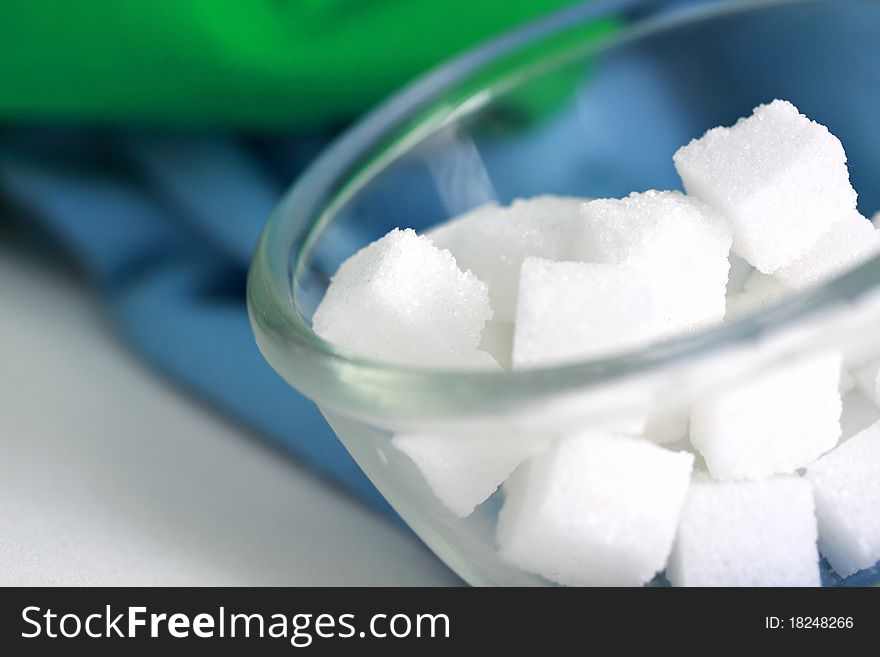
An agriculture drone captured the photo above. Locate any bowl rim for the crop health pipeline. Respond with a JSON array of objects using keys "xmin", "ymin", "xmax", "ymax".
[{"xmin": 248, "ymin": 0, "xmax": 880, "ymax": 419}]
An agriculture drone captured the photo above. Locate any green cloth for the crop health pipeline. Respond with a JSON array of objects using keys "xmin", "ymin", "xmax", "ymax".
[{"xmin": 0, "ymin": 0, "xmax": 581, "ymax": 128}]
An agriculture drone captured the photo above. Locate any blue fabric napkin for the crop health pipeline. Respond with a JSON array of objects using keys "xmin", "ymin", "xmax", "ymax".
[{"xmin": 0, "ymin": 130, "xmax": 393, "ymax": 513}]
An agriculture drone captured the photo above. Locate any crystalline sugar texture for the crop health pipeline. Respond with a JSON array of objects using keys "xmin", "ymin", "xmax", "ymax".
[
  {"xmin": 427, "ymin": 196, "xmax": 583, "ymax": 322},
  {"xmin": 674, "ymin": 99, "xmax": 857, "ymax": 273},
  {"xmin": 575, "ymin": 190, "xmax": 732, "ymax": 336},
  {"xmin": 667, "ymin": 476, "xmax": 820, "ymax": 587},
  {"xmin": 312, "ymin": 228, "xmax": 492, "ymax": 367},
  {"xmin": 512, "ymin": 257, "xmax": 655, "ymax": 368},
  {"xmin": 392, "ymin": 431, "xmax": 550, "ymax": 518},
  {"xmin": 497, "ymin": 433, "xmax": 693, "ymax": 586},
  {"xmin": 690, "ymin": 351, "xmax": 842, "ymax": 480},
  {"xmin": 806, "ymin": 420, "xmax": 880, "ymax": 577},
  {"xmin": 775, "ymin": 211, "xmax": 880, "ymax": 289}
]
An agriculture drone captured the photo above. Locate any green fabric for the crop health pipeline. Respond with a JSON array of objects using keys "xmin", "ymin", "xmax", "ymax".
[{"xmin": 0, "ymin": 0, "xmax": 583, "ymax": 128}]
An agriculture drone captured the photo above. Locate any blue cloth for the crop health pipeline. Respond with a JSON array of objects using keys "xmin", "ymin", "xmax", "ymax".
[
  {"xmin": 1, "ymin": 0, "xmax": 879, "ymax": 539},
  {"xmin": 0, "ymin": 130, "xmax": 392, "ymax": 514}
]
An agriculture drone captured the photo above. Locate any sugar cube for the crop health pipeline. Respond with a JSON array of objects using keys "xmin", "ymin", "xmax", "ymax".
[
  {"xmin": 674, "ymin": 100, "xmax": 857, "ymax": 273},
  {"xmin": 664, "ymin": 437, "xmax": 708, "ymax": 473},
  {"xmin": 312, "ymin": 228, "xmax": 492, "ymax": 367},
  {"xmin": 667, "ymin": 477, "xmax": 820, "ymax": 587},
  {"xmin": 806, "ymin": 420, "xmax": 880, "ymax": 577},
  {"xmin": 852, "ymin": 358, "xmax": 880, "ymax": 406},
  {"xmin": 512, "ymin": 257, "xmax": 656, "ymax": 368},
  {"xmin": 726, "ymin": 253, "xmax": 754, "ymax": 297},
  {"xmin": 840, "ymin": 367, "xmax": 856, "ymax": 394},
  {"xmin": 427, "ymin": 196, "xmax": 584, "ymax": 322},
  {"xmin": 690, "ymin": 351, "xmax": 842, "ymax": 480},
  {"xmin": 872, "ymin": 211, "xmax": 880, "ymax": 229},
  {"xmin": 478, "ymin": 320, "xmax": 514, "ymax": 370},
  {"xmin": 725, "ymin": 271, "xmax": 791, "ymax": 318},
  {"xmin": 497, "ymin": 433, "xmax": 693, "ymax": 586},
  {"xmin": 775, "ymin": 211, "xmax": 880, "ymax": 289},
  {"xmin": 469, "ymin": 350, "xmax": 504, "ymax": 370},
  {"xmin": 643, "ymin": 409, "xmax": 689, "ymax": 445},
  {"xmin": 840, "ymin": 389, "xmax": 880, "ymax": 442},
  {"xmin": 575, "ymin": 190, "xmax": 732, "ymax": 336},
  {"xmin": 392, "ymin": 431, "xmax": 550, "ymax": 518}
]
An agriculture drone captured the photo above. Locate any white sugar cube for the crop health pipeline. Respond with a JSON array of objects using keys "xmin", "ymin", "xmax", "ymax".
[
  {"xmin": 806, "ymin": 420, "xmax": 880, "ymax": 577},
  {"xmin": 643, "ymin": 409, "xmax": 689, "ymax": 445},
  {"xmin": 512, "ymin": 258, "xmax": 656, "ymax": 368},
  {"xmin": 840, "ymin": 390, "xmax": 880, "ymax": 442},
  {"xmin": 726, "ymin": 253, "xmax": 754, "ymax": 297},
  {"xmin": 674, "ymin": 100, "xmax": 857, "ymax": 273},
  {"xmin": 840, "ymin": 367, "xmax": 856, "ymax": 394},
  {"xmin": 427, "ymin": 196, "xmax": 583, "ymax": 322},
  {"xmin": 664, "ymin": 437, "xmax": 708, "ymax": 473},
  {"xmin": 312, "ymin": 228, "xmax": 492, "ymax": 367},
  {"xmin": 725, "ymin": 271, "xmax": 791, "ymax": 318},
  {"xmin": 469, "ymin": 350, "xmax": 504, "ymax": 370},
  {"xmin": 775, "ymin": 211, "xmax": 880, "ymax": 289},
  {"xmin": 497, "ymin": 434, "xmax": 693, "ymax": 586},
  {"xmin": 478, "ymin": 320, "xmax": 514, "ymax": 370},
  {"xmin": 852, "ymin": 358, "xmax": 880, "ymax": 406},
  {"xmin": 690, "ymin": 351, "xmax": 842, "ymax": 480},
  {"xmin": 872, "ymin": 211, "xmax": 880, "ymax": 229},
  {"xmin": 667, "ymin": 477, "xmax": 820, "ymax": 587},
  {"xmin": 392, "ymin": 431, "xmax": 550, "ymax": 518},
  {"xmin": 575, "ymin": 190, "xmax": 732, "ymax": 336}
]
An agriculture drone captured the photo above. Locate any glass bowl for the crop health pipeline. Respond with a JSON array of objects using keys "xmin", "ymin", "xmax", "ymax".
[{"xmin": 249, "ymin": 0, "xmax": 880, "ymax": 586}]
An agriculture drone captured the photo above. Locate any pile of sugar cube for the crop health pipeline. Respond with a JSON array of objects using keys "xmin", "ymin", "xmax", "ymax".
[{"xmin": 313, "ymin": 100, "xmax": 880, "ymax": 586}]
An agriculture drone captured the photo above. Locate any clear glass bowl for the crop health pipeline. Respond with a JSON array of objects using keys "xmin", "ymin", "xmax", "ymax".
[{"xmin": 248, "ymin": 0, "xmax": 880, "ymax": 586}]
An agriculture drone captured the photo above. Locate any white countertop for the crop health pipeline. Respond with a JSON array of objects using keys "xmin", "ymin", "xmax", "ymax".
[{"xmin": 0, "ymin": 243, "xmax": 459, "ymax": 586}]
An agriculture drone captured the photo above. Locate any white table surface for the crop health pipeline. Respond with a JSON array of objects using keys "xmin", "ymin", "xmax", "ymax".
[{"xmin": 0, "ymin": 243, "xmax": 460, "ymax": 586}]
